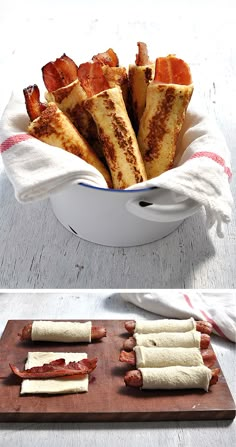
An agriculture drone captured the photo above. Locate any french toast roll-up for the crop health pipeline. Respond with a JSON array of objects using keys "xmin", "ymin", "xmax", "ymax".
[
  {"xmin": 84, "ymin": 86, "xmax": 147, "ymax": 189},
  {"xmin": 45, "ymin": 79, "xmax": 96, "ymax": 142},
  {"xmin": 125, "ymin": 365, "xmax": 217, "ymax": 391},
  {"xmin": 42, "ymin": 54, "xmax": 98, "ymax": 144},
  {"xmin": 24, "ymin": 86, "xmax": 112, "ymax": 187},
  {"xmin": 138, "ymin": 55, "xmax": 194, "ymax": 179},
  {"xmin": 128, "ymin": 42, "xmax": 155, "ymax": 131}
]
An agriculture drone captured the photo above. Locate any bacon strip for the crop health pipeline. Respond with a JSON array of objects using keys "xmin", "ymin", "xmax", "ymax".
[
  {"xmin": 42, "ymin": 54, "xmax": 78, "ymax": 92},
  {"xmin": 77, "ymin": 62, "xmax": 110, "ymax": 97},
  {"xmin": 23, "ymin": 85, "xmax": 47, "ymax": 121},
  {"xmin": 124, "ymin": 368, "xmax": 220, "ymax": 388},
  {"xmin": 92, "ymin": 48, "xmax": 119, "ymax": 67},
  {"xmin": 18, "ymin": 322, "xmax": 106, "ymax": 341},
  {"xmin": 10, "ymin": 357, "xmax": 97, "ymax": 379},
  {"xmin": 154, "ymin": 55, "xmax": 192, "ymax": 85},
  {"xmin": 135, "ymin": 42, "xmax": 151, "ymax": 66},
  {"xmin": 124, "ymin": 320, "xmax": 213, "ymax": 335}
]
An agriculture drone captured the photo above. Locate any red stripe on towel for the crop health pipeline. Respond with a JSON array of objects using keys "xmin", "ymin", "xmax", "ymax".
[
  {"xmin": 0, "ymin": 134, "xmax": 32, "ymax": 153},
  {"xmin": 190, "ymin": 151, "xmax": 232, "ymax": 179},
  {"xmin": 183, "ymin": 294, "xmax": 194, "ymax": 309},
  {"xmin": 184, "ymin": 293, "xmax": 227, "ymax": 339}
]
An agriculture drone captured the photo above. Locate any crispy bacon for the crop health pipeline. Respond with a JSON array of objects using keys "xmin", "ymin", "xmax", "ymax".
[
  {"xmin": 77, "ymin": 62, "xmax": 110, "ymax": 97},
  {"xmin": 18, "ymin": 322, "xmax": 106, "ymax": 341},
  {"xmin": 124, "ymin": 368, "xmax": 220, "ymax": 388},
  {"xmin": 92, "ymin": 48, "xmax": 119, "ymax": 67},
  {"xmin": 124, "ymin": 320, "xmax": 213, "ymax": 335},
  {"xmin": 154, "ymin": 55, "xmax": 192, "ymax": 85},
  {"xmin": 42, "ymin": 53, "xmax": 78, "ymax": 92},
  {"xmin": 92, "ymin": 326, "xmax": 107, "ymax": 340},
  {"xmin": 23, "ymin": 85, "xmax": 47, "ymax": 121},
  {"xmin": 135, "ymin": 42, "xmax": 151, "ymax": 66},
  {"xmin": 201, "ymin": 349, "xmax": 217, "ymax": 368},
  {"xmin": 200, "ymin": 334, "xmax": 210, "ymax": 349},
  {"xmin": 9, "ymin": 357, "xmax": 98, "ymax": 379},
  {"xmin": 119, "ymin": 350, "xmax": 136, "ymax": 365},
  {"xmin": 196, "ymin": 321, "xmax": 213, "ymax": 335}
]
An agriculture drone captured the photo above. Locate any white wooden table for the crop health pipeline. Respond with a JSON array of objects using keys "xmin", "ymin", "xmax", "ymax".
[
  {"xmin": 0, "ymin": 292, "xmax": 235, "ymax": 447},
  {"xmin": 0, "ymin": 0, "xmax": 236, "ymax": 289}
]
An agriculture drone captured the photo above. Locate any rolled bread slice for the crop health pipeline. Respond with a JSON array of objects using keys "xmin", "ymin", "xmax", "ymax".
[
  {"xmin": 28, "ymin": 102, "xmax": 112, "ymax": 187},
  {"xmin": 45, "ymin": 79, "xmax": 96, "ymax": 142},
  {"xmin": 138, "ymin": 81, "xmax": 193, "ymax": 179},
  {"xmin": 31, "ymin": 321, "xmax": 92, "ymax": 343},
  {"xmin": 134, "ymin": 331, "xmax": 201, "ymax": 348},
  {"xmin": 21, "ymin": 352, "xmax": 89, "ymax": 394},
  {"xmin": 134, "ymin": 346, "xmax": 203, "ymax": 368},
  {"xmin": 84, "ymin": 86, "xmax": 147, "ymax": 189},
  {"xmin": 139, "ymin": 365, "xmax": 212, "ymax": 391},
  {"xmin": 135, "ymin": 317, "xmax": 196, "ymax": 334}
]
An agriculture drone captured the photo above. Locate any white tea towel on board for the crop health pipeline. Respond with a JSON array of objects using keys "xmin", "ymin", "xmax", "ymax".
[
  {"xmin": 127, "ymin": 104, "xmax": 233, "ymax": 237},
  {"xmin": 120, "ymin": 291, "xmax": 236, "ymax": 342},
  {"xmin": 0, "ymin": 92, "xmax": 233, "ymax": 236},
  {"xmin": 0, "ymin": 93, "xmax": 108, "ymax": 202}
]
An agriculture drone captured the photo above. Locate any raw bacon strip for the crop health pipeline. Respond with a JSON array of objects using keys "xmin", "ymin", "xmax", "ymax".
[
  {"xmin": 77, "ymin": 62, "xmax": 110, "ymax": 97},
  {"xmin": 123, "ymin": 334, "xmax": 210, "ymax": 351},
  {"xmin": 10, "ymin": 357, "xmax": 97, "ymax": 379},
  {"xmin": 135, "ymin": 42, "xmax": 151, "ymax": 66},
  {"xmin": 124, "ymin": 320, "xmax": 213, "ymax": 335},
  {"xmin": 154, "ymin": 55, "xmax": 192, "ymax": 85},
  {"xmin": 119, "ymin": 348, "xmax": 216, "ymax": 368},
  {"xmin": 92, "ymin": 48, "xmax": 119, "ymax": 67},
  {"xmin": 42, "ymin": 54, "xmax": 78, "ymax": 92},
  {"xmin": 23, "ymin": 85, "xmax": 47, "ymax": 121},
  {"xmin": 18, "ymin": 322, "xmax": 106, "ymax": 341},
  {"xmin": 124, "ymin": 368, "xmax": 220, "ymax": 388}
]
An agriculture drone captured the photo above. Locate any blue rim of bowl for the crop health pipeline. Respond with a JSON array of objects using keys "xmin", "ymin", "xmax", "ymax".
[{"xmin": 78, "ymin": 183, "xmax": 158, "ymax": 192}]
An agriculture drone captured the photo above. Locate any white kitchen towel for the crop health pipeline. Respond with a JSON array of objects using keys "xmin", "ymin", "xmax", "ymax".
[
  {"xmin": 127, "ymin": 105, "xmax": 233, "ymax": 237},
  {"xmin": 0, "ymin": 92, "xmax": 233, "ymax": 237},
  {"xmin": 120, "ymin": 291, "xmax": 236, "ymax": 343}
]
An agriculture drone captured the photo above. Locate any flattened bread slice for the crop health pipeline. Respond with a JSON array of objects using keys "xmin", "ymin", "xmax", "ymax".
[{"xmin": 21, "ymin": 352, "xmax": 89, "ymax": 394}]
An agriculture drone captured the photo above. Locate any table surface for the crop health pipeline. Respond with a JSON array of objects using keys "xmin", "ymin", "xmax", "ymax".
[
  {"xmin": 0, "ymin": 292, "xmax": 235, "ymax": 447},
  {"xmin": 0, "ymin": 0, "xmax": 236, "ymax": 289}
]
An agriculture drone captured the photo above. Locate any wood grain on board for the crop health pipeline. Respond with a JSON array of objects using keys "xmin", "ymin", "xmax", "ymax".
[{"xmin": 0, "ymin": 320, "xmax": 235, "ymax": 422}]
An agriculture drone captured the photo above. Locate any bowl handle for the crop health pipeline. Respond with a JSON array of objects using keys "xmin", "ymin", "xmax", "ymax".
[{"xmin": 126, "ymin": 188, "xmax": 200, "ymax": 223}]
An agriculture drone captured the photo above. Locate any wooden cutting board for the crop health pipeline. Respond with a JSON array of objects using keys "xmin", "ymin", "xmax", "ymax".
[{"xmin": 0, "ymin": 320, "xmax": 235, "ymax": 422}]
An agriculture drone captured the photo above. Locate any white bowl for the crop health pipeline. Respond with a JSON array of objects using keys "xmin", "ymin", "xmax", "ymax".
[{"xmin": 50, "ymin": 183, "xmax": 200, "ymax": 247}]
